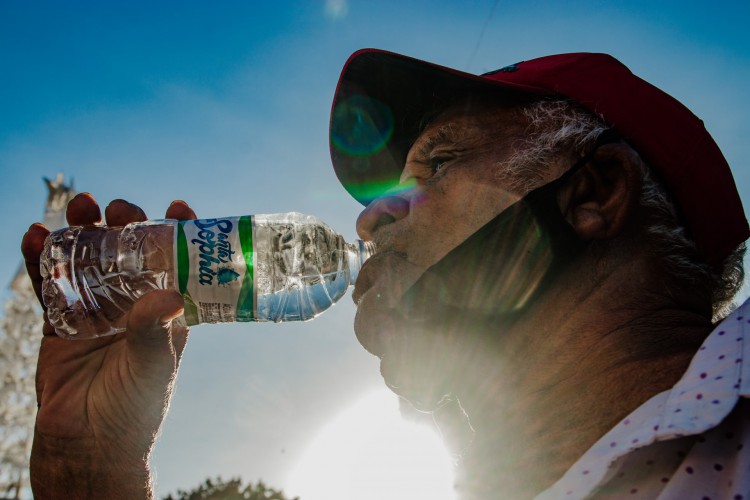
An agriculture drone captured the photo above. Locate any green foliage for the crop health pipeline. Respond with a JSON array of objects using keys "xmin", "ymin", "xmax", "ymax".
[{"xmin": 163, "ymin": 477, "xmax": 299, "ymax": 500}]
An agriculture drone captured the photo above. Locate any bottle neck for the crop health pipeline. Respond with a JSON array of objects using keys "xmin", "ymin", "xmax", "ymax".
[{"xmin": 347, "ymin": 240, "xmax": 376, "ymax": 286}]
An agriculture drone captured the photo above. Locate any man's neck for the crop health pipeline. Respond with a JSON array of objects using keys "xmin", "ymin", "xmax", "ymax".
[{"xmin": 448, "ymin": 255, "xmax": 712, "ymax": 498}]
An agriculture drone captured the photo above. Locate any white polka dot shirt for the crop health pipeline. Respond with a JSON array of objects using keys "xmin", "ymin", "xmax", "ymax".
[{"xmin": 537, "ymin": 299, "xmax": 750, "ymax": 499}]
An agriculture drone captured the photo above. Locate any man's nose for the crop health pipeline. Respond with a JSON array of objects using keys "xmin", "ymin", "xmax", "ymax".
[{"xmin": 356, "ymin": 195, "xmax": 410, "ymax": 241}]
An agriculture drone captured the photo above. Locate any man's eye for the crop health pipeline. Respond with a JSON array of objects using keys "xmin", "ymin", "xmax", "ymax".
[{"xmin": 430, "ymin": 157, "xmax": 450, "ymax": 173}]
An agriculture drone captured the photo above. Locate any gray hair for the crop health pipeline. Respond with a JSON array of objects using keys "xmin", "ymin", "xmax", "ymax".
[{"xmin": 507, "ymin": 99, "xmax": 745, "ymax": 320}]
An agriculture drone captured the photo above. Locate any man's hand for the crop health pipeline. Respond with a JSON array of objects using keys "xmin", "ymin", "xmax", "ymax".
[{"xmin": 22, "ymin": 194, "xmax": 196, "ymax": 499}]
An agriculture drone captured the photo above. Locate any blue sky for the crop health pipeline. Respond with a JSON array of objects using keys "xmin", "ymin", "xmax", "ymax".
[{"xmin": 1, "ymin": 0, "xmax": 749, "ymax": 497}]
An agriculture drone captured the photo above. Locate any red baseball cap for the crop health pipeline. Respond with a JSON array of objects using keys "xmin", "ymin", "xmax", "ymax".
[{"xmin": 329, "ymin": 48, "xmax": 749, "ymax": 266}]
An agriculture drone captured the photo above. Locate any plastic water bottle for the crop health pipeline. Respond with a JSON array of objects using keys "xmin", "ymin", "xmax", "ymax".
[{"xmin": 41, "ymin": 212, "xmax": 375, "ymax": 339}]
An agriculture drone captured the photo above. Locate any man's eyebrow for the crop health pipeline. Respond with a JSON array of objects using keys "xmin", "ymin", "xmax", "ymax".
[{"xmin": 414, "ymin": 124, "xmax": 461, "ymax": 159}]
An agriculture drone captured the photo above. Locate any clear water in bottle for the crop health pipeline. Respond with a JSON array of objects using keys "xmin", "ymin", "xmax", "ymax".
[
  {"xmin": 253, "ymin": 213, "xmax": 370, "ymax": 322},
  {"xmin": 41, "ymin": 213, "xmax": 374, "ymax": 339}
]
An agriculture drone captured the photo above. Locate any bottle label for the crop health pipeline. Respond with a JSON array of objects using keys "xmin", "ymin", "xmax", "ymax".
[{"xmin": 175, "ymin": 216, "xmax": 255, "ymax": 325}]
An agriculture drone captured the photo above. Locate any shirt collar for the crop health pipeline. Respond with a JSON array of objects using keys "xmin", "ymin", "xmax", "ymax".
[{"xmin": 537, "ymin": 298, "xmax": 750, "ymax": 499}]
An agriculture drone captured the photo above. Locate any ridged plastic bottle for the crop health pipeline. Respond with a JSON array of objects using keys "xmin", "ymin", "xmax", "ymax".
[{"xmin": 41, "ymin": 212, "xmax": 375, "ymax": 339}]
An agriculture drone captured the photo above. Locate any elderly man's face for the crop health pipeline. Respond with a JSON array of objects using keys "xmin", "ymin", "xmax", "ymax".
[
  {"xmin": 357, "ymin": 105, "xmax": 531, "ymax": 269},
  {"xmin": 353, "ymin": 103, "xmax": 556, "ymax": 409}
]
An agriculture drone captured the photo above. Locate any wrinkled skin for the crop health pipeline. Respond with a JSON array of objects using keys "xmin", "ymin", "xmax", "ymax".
[
  {"xmin": 352, "ymin": 105, "xmax": 547, "ymax": 410},
  {"xmin": 22, "ymin": 194, "xmax": 196, "ymax": 498},
  {"xmin": 350, "ymin": 103, "xmax": 709, "ymax": 498}
]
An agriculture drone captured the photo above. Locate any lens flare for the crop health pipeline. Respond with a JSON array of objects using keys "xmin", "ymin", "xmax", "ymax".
[
  {"xmin": 342, "ymin": 177, "xmax": 417, "ymax": 207},
  {"xmin": 331, "ymin": 94, "xmax": 394, "ymax": 157}
]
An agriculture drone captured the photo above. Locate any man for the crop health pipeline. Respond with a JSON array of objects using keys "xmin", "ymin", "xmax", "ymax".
[{"xmin": 22, "ymin": 50, "xmax": 750, "ymax": 499}]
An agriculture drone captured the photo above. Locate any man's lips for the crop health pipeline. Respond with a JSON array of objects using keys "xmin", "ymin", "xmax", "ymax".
[
  {"xmin": 352, "ymin": 250, "xmax": 467, "ymax": 412},
  {"xmin": 353, "ymin": 292, "xmax": 395, "ymax": 357},
  {"xmin": 352, "ymin": 251, "xmax": 425, "ymax": 357},
  {"xmin": 351, "ymin": 256, "xmax": 377, "ymax": 306},
  {"xmin": 352, "ymin": 253, "xmax": 399, "ymax": 357},
  {"xmin": 352, "ymin": 251, "xmax": 415, "ymax": 306}
]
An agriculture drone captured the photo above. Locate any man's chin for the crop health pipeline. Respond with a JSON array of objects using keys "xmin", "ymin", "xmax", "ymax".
[
  {"xmin": 381, "ymin": 374, "xmax": 453, "ymax": 413},
  {"xmin": 376, "ymin": 335, "xmax": 458, "ymax": 413}
]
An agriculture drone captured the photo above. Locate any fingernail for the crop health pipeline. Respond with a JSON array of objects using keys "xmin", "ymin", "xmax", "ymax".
[
  {"xmin": 158, "ymin": 309, "xmax": 184, "ymax": 325},
  {"xmin": 77, "ymin": 192, "xmax": 96, "ymax": 201},
  {"xmin": 158, "ymin": 299, "xmax": 185, "ymax": 324}
]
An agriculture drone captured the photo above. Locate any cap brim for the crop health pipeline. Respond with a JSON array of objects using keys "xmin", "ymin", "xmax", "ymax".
[{"xmin": 329, "ymin": 49, "xmax": 548, "ymax": 205}]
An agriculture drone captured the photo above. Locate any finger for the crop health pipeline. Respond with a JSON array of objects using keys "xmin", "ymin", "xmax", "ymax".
[
  {"xmin": 165, "ymin": 200, "xmax": 197, "ymax": 221},
  {"xmin": 66, "ymin": 193, "xmax": 102, "ymax": 226},
  {"xmin": 21, "ymin": 223, "xmax": 50, "ymax": 306},
  {"xmin": 104, "ymin": 199, "xmax": 148, "ymax": 227},
  {"xmin": 126, "ymin": 290, "xmax": 185, "ymax": 377}
]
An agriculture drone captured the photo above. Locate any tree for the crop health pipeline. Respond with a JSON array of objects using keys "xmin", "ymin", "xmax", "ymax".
[
  {"xmin": 0, "ymin": 284, "xmax": 39, "ymax": 499},
  {"xmin": 163, "ymin": 477, "xmax": 299, "ymax": 500},
  {"xmin": 0, "ymin": 174, "xmax": 75, "ymax": 499}
]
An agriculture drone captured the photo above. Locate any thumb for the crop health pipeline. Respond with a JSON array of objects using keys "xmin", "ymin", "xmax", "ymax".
[{"xmin": 126, "ymin": 290, "xmax": 185, "ymax": 377}]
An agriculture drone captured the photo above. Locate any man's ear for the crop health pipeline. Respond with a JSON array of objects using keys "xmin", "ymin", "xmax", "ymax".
[{"xmin": 558, "ymin": 143, "xmax": 644, "ymax": 241}]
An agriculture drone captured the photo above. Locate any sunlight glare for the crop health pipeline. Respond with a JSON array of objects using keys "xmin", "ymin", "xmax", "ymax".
[
  {"xmin": 324, "ymin": 0, "xmax": 349, "ymax": 19},
  {"xmin": 286, "ymin": 389, "xmax": 456, "ymax": 500}
]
